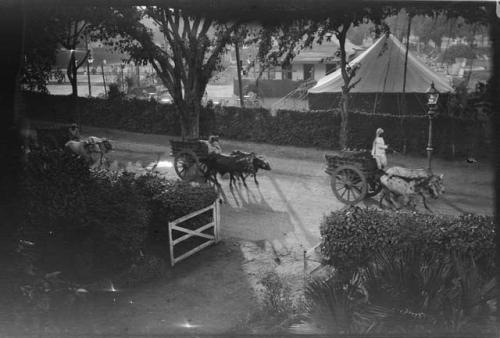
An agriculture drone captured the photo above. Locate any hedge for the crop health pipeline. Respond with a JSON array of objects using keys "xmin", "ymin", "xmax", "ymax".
[
  {"xmin": 319, "ymin": 207, "xmax": 495, "ymax": 276},
  {"xmin": 22, "ymin": 92, "xmax": 490, "ymax": 158},
  {"xmin": 18, "ymin": 149, "xmax": 218, "ymax": 279}
]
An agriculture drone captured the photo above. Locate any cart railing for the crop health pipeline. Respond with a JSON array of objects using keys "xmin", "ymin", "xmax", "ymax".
[
  {"xmin": 325, "ymin": 152, "xmax": 377, "ymax": 175},
  {"xmin": 170, "ymin": 139, "xmax": 208, "ymax": 158}
]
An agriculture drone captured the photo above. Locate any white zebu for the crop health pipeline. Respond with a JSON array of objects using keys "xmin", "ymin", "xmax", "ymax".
[
  {"xmin": 65, "ymin": 137, "xmax": 112, "ymax": 168},
  {"xmin": 379, "ymin": 166, "xmax": 445, "ymax": 212}
]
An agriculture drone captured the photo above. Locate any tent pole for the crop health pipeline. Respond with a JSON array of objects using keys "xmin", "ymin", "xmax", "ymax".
[
  {"xmin": 400, "ymin": 11, "xmax": 413, "ymax": 154},
  {"xmin": 372, "ymin": 92, "xmax": 378, "ymax": 114}
]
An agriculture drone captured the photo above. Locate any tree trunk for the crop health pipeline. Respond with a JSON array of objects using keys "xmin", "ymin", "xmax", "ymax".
[
  {"xmin": 67, "ymin": 52, "xmax": 78, "ymax": 97},
  {"xmin": 338, "ymin": 23, "xmax": 350, "ymax": 150},
  {"xmin": 179, "ymin": 95, "xmax": 201, "ymax": 139},
  {"xmin": 339, "ymin": 91, "xmax": 349, "ymax": 150}
]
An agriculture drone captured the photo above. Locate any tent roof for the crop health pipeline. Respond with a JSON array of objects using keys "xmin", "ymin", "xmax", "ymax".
[{"xmin": 309, "ymin": 34, "xmax": 454, "ymax": 94}]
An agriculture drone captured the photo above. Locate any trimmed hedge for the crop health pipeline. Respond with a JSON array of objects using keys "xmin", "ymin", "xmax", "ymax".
[
  {"xmin": 22, "ymin": 92, "xmax": 490, "ymax": 157},
  {"xmin": 18, "ymin": 151, "xmax": 150, "ymax": 277},
  {"xmin": 319, "ymin": 207, "xmax": 494, "ymax": 275},
  {"xmin": 18, "ymin": 150, "xmax": 218, "ymax": 279},
  {"xmin": 135, "ymin": 173, "xmax": 218, "ymax": 242}
]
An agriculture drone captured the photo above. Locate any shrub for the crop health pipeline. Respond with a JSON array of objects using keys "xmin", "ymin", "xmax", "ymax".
[
  {"xmin": 304, "ymin": 252, "xmax": 497, "ymax": 335},
  {"xmin": 146, "ymin": 179, "xmax": 218, "ymax": 241},
  {"xmin": 83, "ymin": 170, "xmax": 150, "ymax": 274},
  {"xmin": 259, "ymin": 271, "xmax": 295, "ymax": 319},
  {"xmin": 310, "ymin": 207, "xmax": 496, "ymax": 334},
  {"xmin": 319, "ymin": 207, "xmax": 494, "ymax": 276},
  {"xmin": 108, "ymin": 83, "xmax": 125, "ymax": 100},
  {"xmin": 18, "ymin": 151, "xmax": 151, "ymax": 277}
]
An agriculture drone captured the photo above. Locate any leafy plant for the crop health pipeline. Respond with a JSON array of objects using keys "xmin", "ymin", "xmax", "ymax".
[
  {"xmin": 259, "ymin": 271, "xmax": 295, "ymax": 319},
  {"xmin": 305, "ymin": 250, "xmax": 496, "ymax": 335},
  {"xmin": 304, "ymin": 275, "xmax": 371, "ymax": 334}
]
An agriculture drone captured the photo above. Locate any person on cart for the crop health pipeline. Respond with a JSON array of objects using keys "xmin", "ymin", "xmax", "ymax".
[
  {"xmin": 201, "ymin": 135, "xmax": 222, "ymax": 155},
  {"xmin": 371, "ymin": 128, "xmax": 388, "ymax": 170}
]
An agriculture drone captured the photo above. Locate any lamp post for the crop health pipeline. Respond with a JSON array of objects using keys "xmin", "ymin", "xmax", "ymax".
[
  {"xmin": 425, "ymin": 82, "xmax": 440, "ymax": 171},
  {"xmin": 86, "ymin": 54, "xmax": 93, "ymax": 97}
]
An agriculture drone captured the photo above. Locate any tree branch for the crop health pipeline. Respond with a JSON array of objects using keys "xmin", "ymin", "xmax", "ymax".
[
  {"xmin": 75, "ymin": 49, "xmax": 90, "ymax": 69},
  {"xmin": 204, "ymin": 22, "xmax": 239, "ymax": 76}
]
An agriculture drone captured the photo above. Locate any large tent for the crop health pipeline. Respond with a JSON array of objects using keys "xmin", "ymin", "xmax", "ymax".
[{"xmin": 308, "ymin": 34, "xmax": 454, "ymax": 114}]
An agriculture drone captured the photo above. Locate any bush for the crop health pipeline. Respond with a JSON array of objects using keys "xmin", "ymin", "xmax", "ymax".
[
  {"xmin": 310, "ymin": 207, "xmax": 496, "ymax": 334},
  {"xmin": 319, "ymin": 207, "xmax": 494, "ymax": 276},
  {"xmin": 441, "ymin": 44, "xmax": 476, "ymax": 64},
  {"xmin": 146, "ymin": 179, "xmax": 218, "ymax": 241},
  {"xmin": 18, "ymin": 151, "xmax": 150, "ymax": 277},
  {"xmin": 108, "ymin": 83, "xmax": 125, "ymax": 100},
  {"xmin": 83, "ymin": 170, "xmax": 150, "ymax": 273}
]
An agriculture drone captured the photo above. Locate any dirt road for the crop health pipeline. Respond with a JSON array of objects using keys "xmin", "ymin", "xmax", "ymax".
[{"xmin": 21, "ymin": 123, "xmax": 493, "ymax": 336}]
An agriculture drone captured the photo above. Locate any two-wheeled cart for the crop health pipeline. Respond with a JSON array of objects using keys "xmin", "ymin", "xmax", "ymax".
[
  {"xmin": 170, "ymin": 139, "xmax": 210, "ymax": 180},
  {"xmin": 325, "ymin": 151, "xmax": 383, "ymax": 205}
]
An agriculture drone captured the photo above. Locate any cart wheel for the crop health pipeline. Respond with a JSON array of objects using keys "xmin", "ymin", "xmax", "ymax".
[
  {"xmin": 174, "ymin": 150, "xmax": 199, "ymax": 180},
  {"xmin": 331, "ymin": 165, "xmax": 367, "ymax": 205},
  {"xmin": 198, "ymin": 160, "xmax": 210, "ymax": 181}
]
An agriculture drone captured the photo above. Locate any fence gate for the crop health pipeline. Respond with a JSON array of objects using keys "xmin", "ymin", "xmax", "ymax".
[{"xmin": 168, "ymin": 200, "xmax": 220, "ymax": 267}]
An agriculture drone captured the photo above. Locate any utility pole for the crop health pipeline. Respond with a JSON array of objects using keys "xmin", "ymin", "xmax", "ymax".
[
  {"xmin": 234, "ymin": 39, "xmax": 245, "ymax": 108},
  {"xmin": 101, "ymin": 59, "xmax": 107, "ymax": 96}
]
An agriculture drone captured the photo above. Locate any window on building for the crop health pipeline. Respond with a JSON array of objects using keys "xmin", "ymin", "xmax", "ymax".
[
  {"xmin": 303, "ymin": 64, "xmax": 314, "ymax": 80},
  {"xmin": 325, "ymin": 63, "xmax": 337, "ymax": 75}
]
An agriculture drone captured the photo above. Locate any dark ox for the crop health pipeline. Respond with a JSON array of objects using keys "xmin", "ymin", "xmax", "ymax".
[{"xmin": 230, "ymin": 150, "xmax": 271, "ymax": 186}]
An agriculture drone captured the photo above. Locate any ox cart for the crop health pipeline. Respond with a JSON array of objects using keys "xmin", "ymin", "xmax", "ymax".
[
  {"xmin": 170, "ymin": 139, "xmax": 210, "ymax": 180},
  {"xmin": 325, "ymin": 151, "xmax": 383, "ymax": 205}
]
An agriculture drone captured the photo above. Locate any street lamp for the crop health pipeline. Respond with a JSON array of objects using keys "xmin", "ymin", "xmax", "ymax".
[
  {"xmin": 425, "ymin": 82, "xmax": 440, "ymax": 171},
  {"xmin": 87, "ymin": 53, "xmax": 93, "ymax": 97}
]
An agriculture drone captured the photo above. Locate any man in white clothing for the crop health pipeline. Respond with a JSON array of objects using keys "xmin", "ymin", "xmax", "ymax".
[{"xmin": 371, "ymin": 128, "xmax": 388, "ymax": 170}]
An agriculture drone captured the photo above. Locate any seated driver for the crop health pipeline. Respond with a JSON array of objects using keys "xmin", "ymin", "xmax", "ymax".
[{"xmin": 204, "ymin": 135, "xmax": 221, "ymax": 155}]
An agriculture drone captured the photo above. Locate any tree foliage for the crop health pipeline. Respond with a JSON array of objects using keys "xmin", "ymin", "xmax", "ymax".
[
  {"xmin": 252, "ymin": 6, "xmax": 396, "ymax": 148},
  {"xmin": 21, "ymin": 7, "xmax": 114, "ymax": 97},
  {"xmin": 20, "ymin": 10, "xmax": 59, "ymax": 93},
  {"xmin": 101, "ymin": 7, "xmax": 238, "ymax": 138}
]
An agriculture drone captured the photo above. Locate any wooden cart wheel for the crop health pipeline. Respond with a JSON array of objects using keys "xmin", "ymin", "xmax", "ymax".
[
  {"xmin": 198, "ymin": 160, "xmax": 210, "ymax": 181},
  {"xmin": 174, "ymin": 150, "xmax": 199, "ymax": 180},
  {"xmin": 331, "ymin": 165, "xmax": 367, "ymax": 205}
]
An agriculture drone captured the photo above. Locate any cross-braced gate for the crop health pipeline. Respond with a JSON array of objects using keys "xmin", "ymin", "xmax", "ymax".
[{"xmin": 168, "ymin": 200, "xmax": 220, "ymax": 267}]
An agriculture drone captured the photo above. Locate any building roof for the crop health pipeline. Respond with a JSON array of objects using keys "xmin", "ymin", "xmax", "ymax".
[
  {"xmin": 309, "ymin": 34, "xmax": 454, "ymax": 94},
  {"xmin": 293, "ymin": 37, "xmax": 358, "ymax": 64}
]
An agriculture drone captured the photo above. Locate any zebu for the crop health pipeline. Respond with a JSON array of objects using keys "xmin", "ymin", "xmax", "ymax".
[
  {"xmin": 230, "ymin": 150, "xmax": 271, "ymax": 186},
  {"xmin": 379, "ymin": 166, "xmax": 445, "ymax": 211},
  {"xmin": 203, "ymin": 153, "xmax": 253, "ymax": 188}
]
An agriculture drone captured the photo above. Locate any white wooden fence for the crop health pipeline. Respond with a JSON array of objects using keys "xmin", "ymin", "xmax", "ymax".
[{"xmin": 168, "ymin": 200, "xmax": 220, "ymax": 267}]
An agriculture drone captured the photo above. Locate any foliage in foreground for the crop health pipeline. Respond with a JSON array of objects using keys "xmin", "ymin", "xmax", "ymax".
[
  {"xmin": 11, "ymin": 149, "xmax": 218, "ymax": 323},
  {"xmin": 304, "ymin": 250, "xmax": 496, "ymax": 335},
  {"xmin": 18, "ymin": 150, "xmax": 218, "ymax": 278},
  {"xmin": 307, "ymin": 207, "xmax": 496, "ymax": 335}
]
